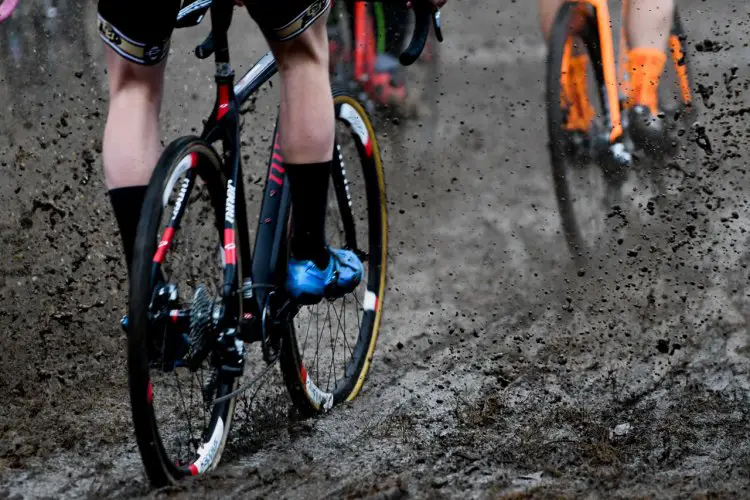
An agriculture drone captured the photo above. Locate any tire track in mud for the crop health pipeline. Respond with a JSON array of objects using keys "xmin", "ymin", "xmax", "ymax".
[{"xmin": 4, "ymin": 0, "xmax": 750, "ymax": 498}]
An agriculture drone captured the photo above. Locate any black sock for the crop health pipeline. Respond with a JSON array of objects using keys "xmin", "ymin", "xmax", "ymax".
[
  {"xmin": 286, "ymin": 161, "xmax": 331, "ymax": 269},
  {"xmin": 109, "ymin": 186, "xmax": 148, "ymax": 278}
]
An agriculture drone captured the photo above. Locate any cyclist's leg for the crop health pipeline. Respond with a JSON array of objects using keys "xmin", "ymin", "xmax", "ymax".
[
  {"xmin": 269, "ymin": 18, "xmax": 334, "ymax": 167},
  {"xmin": 627, "ymin": 0, "xmax": 674, "ymax": 47},
  {"xmin": 624, "ymin": 0, "xmax": 674, "ymax": 114},
  {"xmin": 97, "ymin": 0, "xmax": 178, "ymax": 277},
  {"xmin": 623, "ymin": 0, "xmax": 675, "ymax": 148},
  {"xmin": 538, "ymin": 0, "xmax": 566, "ymax": 41},
  {"xmin": 539, "ymin": 0, "xmax": 593, "ymax": 132},
  {"xmin": 246, "ymin": 0, "xmax": 363, "ymax": 302}
]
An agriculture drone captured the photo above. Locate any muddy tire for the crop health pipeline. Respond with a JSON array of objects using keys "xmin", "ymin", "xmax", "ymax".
[
  {"xmin": 280, "ymin": 88, "xmax": 388, "ymax": 416},
  {"xmin": 129, "ymin": 137, "xmax": 238, "ymax": 486},
  {"xmin": 546, "ymin": 2, "xmax": 595, "ymax": 262}
]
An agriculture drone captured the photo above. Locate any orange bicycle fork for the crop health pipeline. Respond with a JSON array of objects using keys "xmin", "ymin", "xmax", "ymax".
[{"xmin": 569, "ymin": 0, "xmax": 623, "ymax": 144}]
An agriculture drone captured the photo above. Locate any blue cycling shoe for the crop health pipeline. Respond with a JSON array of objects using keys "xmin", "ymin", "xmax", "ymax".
[{"xmin": 286, "ymin": 247, "xmax": 364, "ymax": 305}]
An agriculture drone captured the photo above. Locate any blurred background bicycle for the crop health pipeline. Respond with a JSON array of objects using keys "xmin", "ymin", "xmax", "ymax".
[{"xmin": 328, "ymin": 0, "xmax": 442, "ymax": 123}]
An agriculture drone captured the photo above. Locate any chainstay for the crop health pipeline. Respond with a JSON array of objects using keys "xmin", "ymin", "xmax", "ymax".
[{"xmin": 210, "ymin": 362, "xmax": 275, "ymax": 406}]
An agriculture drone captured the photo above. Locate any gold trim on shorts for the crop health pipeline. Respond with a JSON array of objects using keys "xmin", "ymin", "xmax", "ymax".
[
  {"xmin": 98, "ymin": 15, "xmax": 170, "ymax": 65},
  {"xmin": 274, "ymin": 0, "xmax": 331, "ymax": 41}
]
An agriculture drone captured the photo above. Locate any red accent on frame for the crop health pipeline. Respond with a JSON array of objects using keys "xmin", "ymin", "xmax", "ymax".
[
  {"xmin": 189, "ymin": 464, "xmax": 199, "ymax": 476},
  {"xmin": 269, "ymin": 173, "xmax": 284, "ymax": 186},
  {"xmin": 300, "ymin": 365, "xmax": 308, "ymax": 383},
  {"xmin": 270, "ymin": 132, "xmax": 284, "ymax": 185},
  {"xmin": 147, "ymin": 382, "xmax": 153, "ymax": 404},
  {"xmin": 217, "ymin": 84, "xmax": 230, "ymax": 120},
  {"xmin": 190, "ymin": 151, "xmax": 198, "ymax": 168},
  {"xmin": 364, "ymin": 138, "xmax": 373, "ymax": 158},
  {"xmin": 224, "ymin": 228, "xmax": 236, "ymax": 265},
  {"xmin": 170, "ymin": 310, "xmax": 179, "ymax": 324},
  {"xmin": 153, "ymin": 227, "xmax": 175, "ymax": 263}
]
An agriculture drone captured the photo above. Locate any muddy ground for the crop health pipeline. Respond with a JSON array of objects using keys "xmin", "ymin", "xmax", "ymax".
[{"xmin": 2, "ymin": 0, "xmax": 750, "ymax": 498}]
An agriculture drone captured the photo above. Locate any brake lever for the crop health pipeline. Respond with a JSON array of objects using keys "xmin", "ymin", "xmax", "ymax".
[{"xmin": 400, "ymin": 2, "xmax": 439, "ymax": 66}]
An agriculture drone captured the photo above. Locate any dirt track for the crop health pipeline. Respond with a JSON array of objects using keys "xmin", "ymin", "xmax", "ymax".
[{"xmin": 3, "ymin": 0, "xmax": 750, "ymax": 498}]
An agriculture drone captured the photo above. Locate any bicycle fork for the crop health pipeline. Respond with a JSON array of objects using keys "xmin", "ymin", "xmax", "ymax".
[{"xmin": 574, "ymin": 0, "xmax": 632, "ymax": 180}]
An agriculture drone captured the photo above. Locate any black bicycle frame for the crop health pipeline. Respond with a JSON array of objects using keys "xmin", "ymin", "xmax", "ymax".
[
  {"xmin": 179, "ymin": 0, "xmax": 387, "ymax": 345},
  {"xmin": 196, "ymin": 0, "xmax": 286, "ymax": 338}
]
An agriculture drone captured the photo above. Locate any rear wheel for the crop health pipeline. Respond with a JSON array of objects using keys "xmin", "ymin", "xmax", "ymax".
[
  {"xmin": 280, "ymin": 88, "xmax": 388, "ymax": 415},
  {"xmin": 128, "ymin": 137, "xmax": 238, "ymax": 486}
]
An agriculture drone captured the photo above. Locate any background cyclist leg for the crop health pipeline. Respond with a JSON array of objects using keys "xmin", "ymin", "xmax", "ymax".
[
  {"xmin": 624, "ymin": 0, "xmax": 674, "ymax": 134},
  {"xmin": 538, "ymin": 0, "xmax": 594, "ymax": 133},
  {"xmin": 256, "ymin": 10, "xmax": 363, "ymax": 303}
]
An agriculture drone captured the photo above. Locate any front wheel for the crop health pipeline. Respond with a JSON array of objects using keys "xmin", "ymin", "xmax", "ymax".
[
  {"xmin": 280, "ymin": 87, "xmax": 388, "ymax": 416},
  {"xmin": 128, "ymin": 137, "xmax": 238, "ymax": 486},
  {"xmin": 546, "ymin": 2, "xmax": 619, "ymax": 263}
]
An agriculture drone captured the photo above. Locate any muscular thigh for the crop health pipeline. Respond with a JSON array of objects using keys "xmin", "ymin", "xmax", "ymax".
[
  {"xmin": 245, "ymin": 0, "xmax": 331, "ymax": 42},
  {"xmin": 98, "ymin": 0, "xmax": 181, "ymax": 65}
]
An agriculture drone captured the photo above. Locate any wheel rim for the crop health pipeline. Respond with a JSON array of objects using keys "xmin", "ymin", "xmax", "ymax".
[
  {"xmin": 289, "ymin": 95, "xmax": 386, "ymax": 409},
  {"xmin": 548, "ymin": 5, "xmax": 616, "ymax": 260},
  {"xmin": 136, "ymin": 144, "xmax": 235, "ymax": 478}
]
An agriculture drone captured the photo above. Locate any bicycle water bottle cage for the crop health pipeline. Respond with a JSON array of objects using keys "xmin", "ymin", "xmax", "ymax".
[{"xmin": 176, "ymin": 0, "xmax": 212, "ymax": 29}]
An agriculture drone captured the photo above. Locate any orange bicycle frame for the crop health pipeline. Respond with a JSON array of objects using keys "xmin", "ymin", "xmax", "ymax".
[
  {"xmin": 568, "ymin": 0, "xmax": 623, "ymax": 142},
  {"xmin": 668, "ymin": 20, "xmax": 693, "ymax": 107},
  {"xmin": 353, "ymin": 2, "xmax": 377, "ymax": 91}
]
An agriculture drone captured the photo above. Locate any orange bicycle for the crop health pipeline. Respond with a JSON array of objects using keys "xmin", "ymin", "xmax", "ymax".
[
  {"xmin": 328, "ymin": 1, "xmax": 442, "ymax": 118},
  {"xmin": 546, "ymin": 0, "xmax": 695, "ymax": 260}
]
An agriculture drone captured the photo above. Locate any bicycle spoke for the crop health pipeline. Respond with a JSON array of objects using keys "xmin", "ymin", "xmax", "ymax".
[
  {"xmin": 173, "ymin": 371, "xmax": 197, "ymax": 460},
  {"xmin": 326, "ymin": 303, "xmax": 335, "ymax": 391},
  {"xmin": 302, "ymin": 303, "xmax": 315, "ymax": 355},
  {"xmin": 283, "ymin": 91, "xmax": 385, "ymax": 416},
  {"xmin": 353, "ymin": 292, "xmax": 363, "ymax": 334}
]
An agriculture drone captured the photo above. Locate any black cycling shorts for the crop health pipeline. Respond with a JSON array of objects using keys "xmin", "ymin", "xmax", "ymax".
[{"xmin": 97, "ymin": 0, "xmax": 331, "ymax": 66}]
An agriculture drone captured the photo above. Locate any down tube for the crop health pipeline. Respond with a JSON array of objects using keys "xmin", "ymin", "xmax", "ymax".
[
  {"xmin": 251, "ymin": 118, "xmax": 287, "ymax": 305},
  {"xmin": 583, "ymin": 1, "xmax": 623, "ymax": 142}
]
